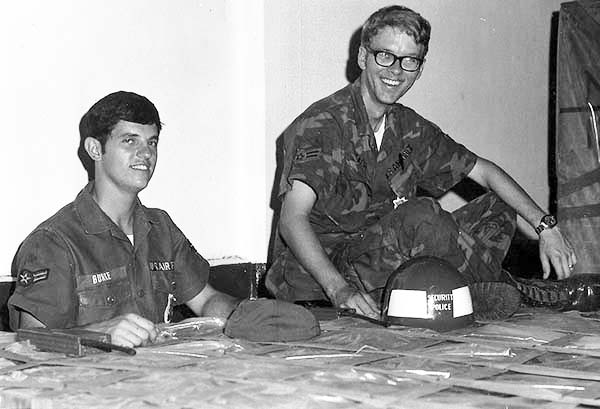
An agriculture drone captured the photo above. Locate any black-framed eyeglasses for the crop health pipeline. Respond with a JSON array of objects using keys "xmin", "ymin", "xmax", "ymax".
[{"xmin": 365, "ymin": 47, "xmax": 424, "ymax": 72}]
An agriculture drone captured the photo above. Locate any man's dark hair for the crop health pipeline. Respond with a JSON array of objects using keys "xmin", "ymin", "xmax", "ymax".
[
  {"xmin": 78, "ymin": 91, "xmax": 162, "ymax": 181},
  {"xmin": 361, "ymin": 5, "xmax": 431, "ymax": 57}
]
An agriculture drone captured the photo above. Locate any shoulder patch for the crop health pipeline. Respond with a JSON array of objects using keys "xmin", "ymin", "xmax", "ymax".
[
  {"xmin": 294, "ymin": 148, "xmax": 322, "ymax": 163},
  {"xmin": 17, "ymin": 268, "xmax": 49, "ymax": 287}
]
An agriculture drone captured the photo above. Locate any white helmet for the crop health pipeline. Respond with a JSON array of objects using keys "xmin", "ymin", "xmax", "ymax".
[{"xmin": 381, "ymin": 256, "xmax": 475, "ymax": 331}]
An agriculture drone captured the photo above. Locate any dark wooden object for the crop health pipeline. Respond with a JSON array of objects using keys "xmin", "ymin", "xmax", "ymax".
[{"xmin": 16, "ymin": 328, "xmax": 115, "ymax": 356}]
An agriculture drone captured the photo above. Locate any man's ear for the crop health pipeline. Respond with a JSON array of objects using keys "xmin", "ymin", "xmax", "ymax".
[
  {"xmin": 84, "ymin": 137, "xmax": 102, "ymax": 161},
  {"xmin": 357, "ymin": 45, "xmax": 368, "ymax": 70}
]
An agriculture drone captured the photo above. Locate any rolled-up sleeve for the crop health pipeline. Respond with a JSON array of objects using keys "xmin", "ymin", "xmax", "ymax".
[
  {"xmin": 280, "ymin": 112, "xmax": 341, "ymax": 201},
  {"xmin": 9, "ymin": 229, "xmax": 76, "ymax": 329}
]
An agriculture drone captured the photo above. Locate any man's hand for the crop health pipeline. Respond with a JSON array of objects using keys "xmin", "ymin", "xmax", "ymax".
[
  {"xmin": 330, "ymin": 285, "xmax": 380, "ymax": 319},
  {"xmin": 539, "ymin": 228, "xmax": 577, "ymax": 280},
  {"xmin": 85, "ymin": 313, "xmax": 158, "ymax": 348}
]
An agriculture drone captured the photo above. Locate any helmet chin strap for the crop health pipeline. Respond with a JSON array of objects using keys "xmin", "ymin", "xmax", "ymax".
[{"xmin": 337, "ymin": 308, "xmax": 390, "ymax": 327}]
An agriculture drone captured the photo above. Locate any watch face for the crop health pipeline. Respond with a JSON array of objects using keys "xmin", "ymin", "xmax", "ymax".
[{"xmin": 542, "ymin": 214, "xmax": 557, "ymax": 227}]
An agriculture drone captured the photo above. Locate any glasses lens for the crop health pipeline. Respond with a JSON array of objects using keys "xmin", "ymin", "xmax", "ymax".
[
  {"xmin": 374, "ymin": 51, "xmax": 395, "ymax": 67},
  {"xmin": 401, "ymin": 57, "xmax": 421, "ymax": 72}
]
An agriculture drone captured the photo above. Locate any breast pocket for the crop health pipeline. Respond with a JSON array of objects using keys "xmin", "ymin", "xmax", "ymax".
[
  {"xmin": 150, "ymin": 269, "xmax": 176, "ymax": 295},
  {"xmin": 76, "ymin": 266, "xmax": 132, "ymax": 326}
]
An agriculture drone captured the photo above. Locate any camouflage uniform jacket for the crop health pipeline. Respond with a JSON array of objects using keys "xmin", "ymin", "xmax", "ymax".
[
  {"xmin": 9, "ymin": 182, "xmax": 209, "ymax": 329},
  {"xmin": 268, "ymin": 78, "xmax": 478, "ymax": 301}
]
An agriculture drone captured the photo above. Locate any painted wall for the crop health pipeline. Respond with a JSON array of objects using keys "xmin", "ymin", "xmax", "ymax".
[
  {"xmin": 2, "ymin": 0, "xmax": 564, "ymax": 276},
  {"xmin": 0, "ymin": 0, "xmax": 266, "ymax": 275}
]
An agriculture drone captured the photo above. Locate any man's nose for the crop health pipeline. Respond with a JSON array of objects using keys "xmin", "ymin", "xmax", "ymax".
[
  {"xmin": 137, "ymin": 144, "xmax": 153, "ymax": 158},
  {"xmin": 389, "ymin": 59, "xmax": 403, "ymax": 74}
]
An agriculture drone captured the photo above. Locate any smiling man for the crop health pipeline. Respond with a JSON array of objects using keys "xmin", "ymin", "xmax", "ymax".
[
  {"xmin": 266, "ymin": 5, "xmax": 576, "ymax": 319},
  {"xmin": 8, "ymin": 91, "xmax": 239, "ymax": 347}
]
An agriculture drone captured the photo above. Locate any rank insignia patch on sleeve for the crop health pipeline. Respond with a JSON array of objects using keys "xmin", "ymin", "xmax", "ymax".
[
  {"xmin": 294, "ymin": 148, "xmax": 322, "ymax": 163},
  {"xmin": 17, "ymin": 269, "xmax": 49, "ymax": 287}
]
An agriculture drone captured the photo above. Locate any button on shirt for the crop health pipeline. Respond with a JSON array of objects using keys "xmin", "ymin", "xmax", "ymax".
[{"xmin": 8, "ymin": 182, "xmax": 209, "ymax": 329}]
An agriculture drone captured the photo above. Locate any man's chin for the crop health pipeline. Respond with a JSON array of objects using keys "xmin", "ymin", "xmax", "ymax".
[
  {"xmin": 376, "ymin": 90, "xmax": 405, "ymax": 105},
  {"xmin": 129, "ymin": 179, "xmax": 151, "ymax": 193},
  {"xmin": 377, "ymin": 96, "xmax": 401, "ymax": 106},
  {"xmin": 378, "ymin": 84, "xmax": 412, "ymax": 103}
]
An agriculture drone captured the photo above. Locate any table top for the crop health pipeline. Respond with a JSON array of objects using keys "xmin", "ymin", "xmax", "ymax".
[{"xmin": 1, "ymin": 308, "xmax": 600, "ymax": 409}]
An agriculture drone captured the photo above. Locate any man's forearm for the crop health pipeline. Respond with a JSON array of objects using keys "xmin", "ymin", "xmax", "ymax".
[
  {"xmin": 468, "ymin": 157, "xmax": 545, "ymax": 228},
  {"xmin": 200, "ymin": 292, "xmax": 240, "ymax": 320},
  {"xmin": 280, "ymin": 214, "xmax": 349, "ymax": 300},
  {"xmin": 468, "ymin": 157, "xmax": 576, "ymax": 278}
]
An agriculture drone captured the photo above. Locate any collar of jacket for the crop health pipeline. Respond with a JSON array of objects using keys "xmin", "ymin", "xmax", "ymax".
[{"xmin": 74, "ymin": 181, "xmax": 159, "ymax": 236}]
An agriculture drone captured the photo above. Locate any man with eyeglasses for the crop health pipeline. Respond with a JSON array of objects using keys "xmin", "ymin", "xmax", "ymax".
[{"xmin": 265, "ymin": 5, "xmax": 576, "ymax": 319}]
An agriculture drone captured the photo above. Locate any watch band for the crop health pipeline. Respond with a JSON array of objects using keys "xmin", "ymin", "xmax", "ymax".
[
  {"xmin": 535, "ymin": 214, "xmax": 556, "ymax": 235},
  {"xmin": 534, "ymin": 224, "xmax": 546, "ymax": 235}
]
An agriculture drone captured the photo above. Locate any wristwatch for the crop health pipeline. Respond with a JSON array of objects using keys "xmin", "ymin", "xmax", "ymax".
[{"xmin": 535, "ymin": 214, "xmax": 557, "ymax": 235}]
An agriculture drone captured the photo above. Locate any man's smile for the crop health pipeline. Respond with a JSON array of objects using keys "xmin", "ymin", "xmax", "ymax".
[
  {"xmin": 381, "ymin": 77, "xmax": 401, "ymax": 87},
  {"xmin": 130, "ymin": 163, "xmax": 150, "ymax": 171}
]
